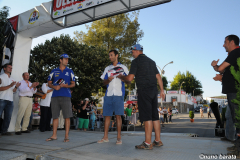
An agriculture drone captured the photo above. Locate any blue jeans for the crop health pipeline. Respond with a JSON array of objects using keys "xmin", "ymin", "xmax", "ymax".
[
  {"xmin": 227, "ymin": 93, "xmax": 240, "ymax": 132},
  {"xmin": 75, "ymin": 117, "xmax": 79, "ymax": 130},
  {"xmin": 225, "ymin": 105, "xmax": 237, "ymax": 141},
  {"xmin": 0, "ymin": 100, "xmax": 13, "ymax": 133},
  {"xmin": 90, "ymin": 118, "xmax": 95, "ymax": 130}
]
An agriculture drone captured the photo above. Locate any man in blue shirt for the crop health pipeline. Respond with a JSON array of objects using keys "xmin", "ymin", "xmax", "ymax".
[{"xmin": 46, "ymin": 54, "xmax": 75, "ymax": 142}]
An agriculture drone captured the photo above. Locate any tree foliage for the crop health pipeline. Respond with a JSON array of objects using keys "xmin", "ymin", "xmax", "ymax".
[
  {"xmin": 170, "ymin": 71, "xmax": 203, "ymax": 96},
  {"xmin": 73, "ymin": 11, "xmax": 144, "ymax": 68},
  {"xmin": 0, "ymin": 6, "xmax": 10, "ymax": 63},
  {"xmin": 230, "ymin": 57, "xmax": 240, "ymax": 128},
  {"xmin": 29, "ymin": 34, "xmax": 109, "ymax": 103}
]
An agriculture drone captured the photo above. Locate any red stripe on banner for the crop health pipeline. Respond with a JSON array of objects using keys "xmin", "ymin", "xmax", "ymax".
[
  {"xmin": 9, "ymin": 15, "xmax": 18, "ymax": 32},
  {"xmin": 53, "ymin": 0, "xmax": 86, "ymax": 12}
]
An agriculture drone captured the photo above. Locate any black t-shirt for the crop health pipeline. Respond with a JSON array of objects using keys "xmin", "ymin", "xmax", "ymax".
[
  {"xmin": 222, "ymin": 48, "xmax": 240, "ymax": 94},
  {"xmin": 78, "ymin": 104, "xmax": 91, "ymax": 119},
  {"xmin": 129, "ymin": 54, "xmax": 159, "ymax": 90}
]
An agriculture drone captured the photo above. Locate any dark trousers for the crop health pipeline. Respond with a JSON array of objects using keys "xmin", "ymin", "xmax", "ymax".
[
  {"xmin": 164, "ymin": 114, "xmax": 168, "ymax": 123},
  {"xmin": 39, "ymin": 106, "xmax": 52, "ymax": 131},
  {"xmin": 227, "ymin": 93, "xmax": 240, "ymax": 132},
  {"xmin": 169, "ymin": 115, "xmax": 172, "ymax": 122},
  {"xmin": 208, "ymin": 112, "xmax": 211, "ymax": 118},
  {"xmin": 0, "ymin": 100, "xmax": 13, "ymax": 133}
]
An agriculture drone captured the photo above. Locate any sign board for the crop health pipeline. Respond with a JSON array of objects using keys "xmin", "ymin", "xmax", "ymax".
[
  {"xmin": 167, "ymin": 90, "xmax": 178, "ymax": 94},
  {"xmin": 52, "ymin": 0, "xmax": 113, "ymax": 19}
]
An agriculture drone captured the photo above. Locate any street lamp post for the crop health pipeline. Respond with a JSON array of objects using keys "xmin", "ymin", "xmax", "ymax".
[
  {"xmin": 157, "ymin": 61, "xmax": 173, "ymax": 108},
  {"xmin": 180, "ymin": 81, "xmax": 185, "ymax": 113}
]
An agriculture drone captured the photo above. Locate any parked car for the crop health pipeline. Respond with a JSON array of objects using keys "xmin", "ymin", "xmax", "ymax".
[
  {"xmin": 195, "ymin": 107, "xmax": 200, "ymax": 112},
  {"xmin": 172, "ymin": 108, "xmax": 178, "ymax": 114}
]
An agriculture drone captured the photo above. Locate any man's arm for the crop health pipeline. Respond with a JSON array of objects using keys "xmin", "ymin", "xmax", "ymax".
[
  {"xmin": 13, "ymin": 82, "xmax": 21, "ymax": 92},
  {"xmin": 48, "ymin": 81, "xmax": 61, "ymax": 91},
  {"xmin": 211, "ymin": 59, "xmax": 229, "ymax": 74},
  {"xmin": 103, "ymin": 77, "xmax": 114, "ymax": 85},
  {"xmin": 60, "ymin": 81, "xmax": 75, "ymax": 88},
  {"xmin": 117, "ymin": 74, "xmax": 135, "ymax": 83},
  {"xmin": 0, "ymin": 81, "xmax": 16, "ymax": 91},
  {"xmin": 156, "ymin": 74, "xmax": 165, "ymax": 100}
]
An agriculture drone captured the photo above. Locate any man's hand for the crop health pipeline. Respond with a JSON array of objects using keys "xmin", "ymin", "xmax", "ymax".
[
  {"xmin": 160, "ymin": 90, "xmax": 165, "ymax": 100},
  {"xmin": 55, "ymin": 85, "xmax": 61, "ymax": 90},
  {"xmin": 60, "ymin": 83, "xmax": 68, "ymax": 88},
  {"xmin": 31, "ymin": 82, "xmax": 39, "ymax": 88},
  {"xmin": 15, "ymin": 82, "xmax": 21, "ymax": 88},
  {"xmin": 10, "ymin": 81, "xmax": 16, "ymax": 87},
  {"xmin": 211, "ymin": 59, "xmax": 219, "ymax": 66},
  {"xmin": 108, "ymin": 77, "xmax": 114, "ymax": 82},
  {"xmin": 213, "ymin": 74, "xmax": 222, "ymax": 81}
]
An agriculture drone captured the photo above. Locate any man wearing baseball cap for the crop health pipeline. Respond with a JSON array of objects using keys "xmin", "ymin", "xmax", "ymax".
[
  {"xmin": 46, "ymin": 53, "xmax": 75, "ymax": 142},
  {"xmin": 118, "ymin": 44, "xmax": 165, "ymax": 149}
]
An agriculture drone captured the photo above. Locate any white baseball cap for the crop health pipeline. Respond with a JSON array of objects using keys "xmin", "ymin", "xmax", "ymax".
[{"xmin": 85, "ymin": 98, "xmax": 89, "ymax": 101}]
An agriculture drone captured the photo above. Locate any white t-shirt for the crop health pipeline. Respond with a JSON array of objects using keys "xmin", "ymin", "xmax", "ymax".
[
  {"xmin": 39, "ymin": 83, "xmax": 53, "ymax": 107},
  {"xmin": 100, "ymin": 62, "xmax": 129, "ymax": 96},
  {"xmin": 158, "ymin": 108, "xmax": 163, "ymax": 118},
  {"xmin": 162, "ymin": 109, "xmax": 168, "ymax": 115},
  {"xmin": 0, "ymin": 73, "xmax": 16, "ymax": 101}
]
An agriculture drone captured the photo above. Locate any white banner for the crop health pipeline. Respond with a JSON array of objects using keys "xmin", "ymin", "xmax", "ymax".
[{"xmin": 52, "ymin": 0, "xmax": 113, "ymax": 19}]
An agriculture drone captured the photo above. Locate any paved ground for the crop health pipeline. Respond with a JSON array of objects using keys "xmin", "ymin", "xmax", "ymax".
[
  {"xmin": 0, "ymin": 113, "xmax": 237, "ymax": 160},
  {"xmin": 0, "ymin": 130, "xmax": 235, "ymax": 160},
  {"xmin": 133, "ymin": 113, "xmax": 216, "ymax": 137}
]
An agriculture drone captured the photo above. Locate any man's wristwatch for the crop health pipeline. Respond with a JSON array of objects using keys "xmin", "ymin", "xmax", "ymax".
[{"xmin": 15, "ymin": 86, "xmax": 18, "ymax": 89}]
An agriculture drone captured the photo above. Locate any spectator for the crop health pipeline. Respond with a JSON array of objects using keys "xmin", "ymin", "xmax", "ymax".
[
  {"xmin": 90, "ymin": 105, "xmax": 97, "ymax": 131},
  {"xmin": 207, "ymin": 107, "xmax": 212, "ymax": 118},
  {"xmin": 0, "ymin": 63, "xmax": 20, "ymax": 136},
  {"xmin": 163, "ymin": 107, "xmax": 168, "ymax": 123},
  {"xmin": 200, "ymin": 107, "xmax": 204, "ymax": 118},
  {"xmin": 78, "ymin": 98, "xmax": 90, "ymax": 131},
  {"xmin": 125, "ymin": 104, "xmax": 132, "ymax": 124},
  {"xmin": 158, "ymin": 107, "xmax": 164, "ymax": 127},
  {"xmin": 131, "ymin": 106, "xmax": 137, "ymax": 125},
  {"xmin": 96, "ymin": 110, "xmax": 103, "ymax": 128},
  {"xmin": 75, "ymin": 100, "xmax": 83, "ymax": 130},
  {"xmin": 168, "ymin": 107, "xmax": 173, "ymax": 123},
  {"xmin": 39, "ymin": 83, "xmax": 53, "ymax": 132},
  {"xmin": 15, "ymin": 72, "xmax": 38, "ymax": 135}
]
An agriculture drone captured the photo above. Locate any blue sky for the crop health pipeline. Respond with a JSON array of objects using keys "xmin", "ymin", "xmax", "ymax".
[{"xmin": 1, "ymin": 0, "xmax": 240, "ymax": 98}]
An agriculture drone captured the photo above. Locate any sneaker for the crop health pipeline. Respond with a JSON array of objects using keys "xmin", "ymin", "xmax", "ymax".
[
  {"xmin": 152, "ymin": 140, "xmax": 163, "ymax": 147},
  {"xmin": 135, "ymin": 141, "xmax": 153, "ymax": 150},
  {"xmin": 227, "ymin": 151, "xmax": 240, "ymax": 159},
  {"xmin": 1, "ymin": 132, "xmax": 12, "ymax": 136},
  {"xmin": 221, "ymin": 137, "xmax": 231, "ymax": 141},
  {"xmin": 22, "ymin": 130, "xmax": 31, "ymax": 133},
  {"xmin": 227, "ymin": 146, "xmax": 236, "ymax": 152},
  {"xmin": 15, "ymin": 131, "xmax": 22, "ymax": 135}
]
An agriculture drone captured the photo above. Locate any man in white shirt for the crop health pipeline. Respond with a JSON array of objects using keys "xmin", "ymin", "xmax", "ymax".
[
  {"xmin": 15, "ymin": 72, "xmax": 39, "ymax": 135},
  {"xmin": 97, "ymin": 50, "xmax": 129, "ymax": 145},
  {"xmin": 39, "ymin": 83, "xmax": 53, "ymax": 132},
  {"xmin": 0, "ymin": 63, "xmax": 20, "ymax": 136}
]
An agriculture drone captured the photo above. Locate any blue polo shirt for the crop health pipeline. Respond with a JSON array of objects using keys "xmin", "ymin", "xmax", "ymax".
[{"xmin": 48, "ymin": 67, "xmax": 75, "ymax": 97}]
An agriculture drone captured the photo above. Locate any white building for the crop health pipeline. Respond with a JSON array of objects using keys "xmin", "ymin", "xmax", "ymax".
[{"xmin": 204, "ymin": 96, "xmax": 227, "ymax": 106}]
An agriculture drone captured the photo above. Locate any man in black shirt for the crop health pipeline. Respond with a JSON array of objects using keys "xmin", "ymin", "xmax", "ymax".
[
  {"xmin": 211, "ymin": 34, "xmax": 240, "ymax": 136},
  {"xmin": 118, "ymin": 44, "xmax": 165, "ymax": 150}
]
